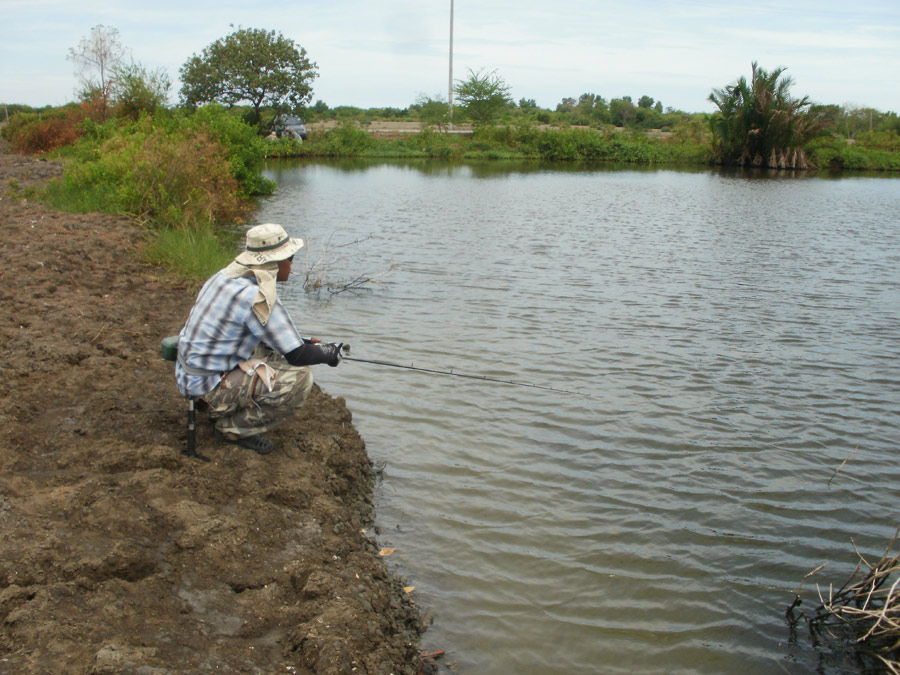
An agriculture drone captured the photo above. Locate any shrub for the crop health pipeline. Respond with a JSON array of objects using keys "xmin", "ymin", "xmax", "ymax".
[
  {"xmin": 3, "ymin": 106, "xmax": 85, "ymax": 154},
  {"xmin": 111, "ymin": 63, "xmax": 171, "ymax": 120},
  {"xmin": 854, "ymin": 130, "xmax": 900, "ymax": 152},
  {"xmin": 313, "ymin": 123, "xmax": 376, "ymax": 156},
  {"xmin": 45, "ymin": 119, "xmax": 248, "ymax": 229},
  {"xmin": 807, "ymin": 137, "xmax": 900, "ymax": 171},
  {"xmin": 262, "ymin": 136, "xmax": 305, "ymax": 158},
  {"xmin": 183, "ymin": 105, "xmax": 276, "ymax": 195}
]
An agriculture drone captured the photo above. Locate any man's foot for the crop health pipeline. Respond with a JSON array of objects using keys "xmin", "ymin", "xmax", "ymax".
[{"xmin": 215, "ymin": 429, "xmax": 274, "ymax": 455}]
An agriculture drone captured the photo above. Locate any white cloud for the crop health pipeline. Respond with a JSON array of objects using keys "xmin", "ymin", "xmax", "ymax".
[{"xmin": 1, "ymin": 0, "xmax": 898, "ymax": 112}]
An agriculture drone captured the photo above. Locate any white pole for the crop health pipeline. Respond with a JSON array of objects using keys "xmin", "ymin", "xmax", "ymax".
[{"xmin": 448, "ymin": 0, "xmax": 454, "ymax": 131}]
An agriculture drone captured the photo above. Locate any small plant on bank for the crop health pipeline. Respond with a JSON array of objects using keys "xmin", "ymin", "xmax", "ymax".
[{"xmin": 143, "ymin": 225, "xmax": 238, "ymax": 282}]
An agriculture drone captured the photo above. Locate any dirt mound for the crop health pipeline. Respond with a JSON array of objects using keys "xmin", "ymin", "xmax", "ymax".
[{"xmin": 0, "ymin": 145, "xmax": 429, "ymax": 674}]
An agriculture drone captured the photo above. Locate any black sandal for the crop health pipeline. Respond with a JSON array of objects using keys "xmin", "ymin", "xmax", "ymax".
[{"xmin": 215, "ymin": 430, "xmax": 274, "ymax": 455}]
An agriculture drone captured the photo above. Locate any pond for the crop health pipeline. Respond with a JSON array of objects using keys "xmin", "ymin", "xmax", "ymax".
[{"xmin": 257, "ymin": 159, "xmax": 900, "ymax": 673}]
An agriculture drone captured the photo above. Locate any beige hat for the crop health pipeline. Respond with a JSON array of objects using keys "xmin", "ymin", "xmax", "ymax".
[{"xmin": 234, "ymin": 223, "xmax": 303, "ymax": 266}]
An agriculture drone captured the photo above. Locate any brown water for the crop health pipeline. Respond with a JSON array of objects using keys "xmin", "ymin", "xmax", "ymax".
[{"xmin": 259, "ymin": 161, "xmax": 900, "ymax": 673}]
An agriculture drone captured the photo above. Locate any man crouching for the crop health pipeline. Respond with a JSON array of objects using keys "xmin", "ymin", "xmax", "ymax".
[{"xmin": 175, "ymin": 223, "xmax": 343, "ymax": 455}]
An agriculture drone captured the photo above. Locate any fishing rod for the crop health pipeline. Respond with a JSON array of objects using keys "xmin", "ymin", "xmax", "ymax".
[{"xmin": 340, "ymin": 353, "xmax": 592, "ymax": 398}]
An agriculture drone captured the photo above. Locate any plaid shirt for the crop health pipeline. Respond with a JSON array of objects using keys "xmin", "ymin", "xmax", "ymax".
[{"xmin": 175, "ymin": 272, "xmax": 303, "ymax": 397}]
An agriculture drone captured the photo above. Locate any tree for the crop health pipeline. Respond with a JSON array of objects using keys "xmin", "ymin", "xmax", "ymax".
[
  {"xmin": 180, "ymin": 28, "xmax": 318, "ymax": 126},
  {"xmin": 454, "ymin": 68, "xmax": 512, "ymax": 126},
  {"xmin": 633, "ymin": 106, "xmax": 663, "ymax": 129},
  {"xmin": 839, "ymin": 105, "xmax": 880, "ymax": 139},
  {"xmin": 416, "ymin": 94, "xmax": 451, "ymax": 130},
  {"xmin": 574, "ymin": 93, "xmax": 609, "ymax": 126},
  {"xmin": 556, "ymin": 97, "xmax": 576, "ymax": 113},
  {"xmin": 518, "ymin": 98, "xmax": 538, "ymax": 114},
  {"xmin": 67, "ymin": 25, "xmax": 128, "ymax": 111},
  {"xmin": 708, "ymin": 61, "xmax": 826, "ymax": 168},
  {"xmin": 638, "ymin": 95, "xmax": 655, "ymax": 109},
  {"xmin": 110, "ymin": 62, "xmax": 171, "ymax": 119},
  {"xmin": 609, "ymin": 96, "xmax": 635, "ymax": 126}
]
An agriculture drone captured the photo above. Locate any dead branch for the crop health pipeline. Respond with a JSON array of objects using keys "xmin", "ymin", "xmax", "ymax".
[
  {"xmin": 827, "ymin": 447, "xmax": 857, "ymax": 487},
  {"xmin": 301, "ymin": 233, "xmax": 391, "ymax": 296},
  {"xmin": 787, "ymin": 528, "xmax": 900, "ymax": 671}
]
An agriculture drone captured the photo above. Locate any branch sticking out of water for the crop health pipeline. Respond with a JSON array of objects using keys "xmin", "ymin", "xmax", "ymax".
[
  {"xmin": 787, "ymin": 528, "xmax": 900, "ymax": 673},
  {"xmin": 302, "ymin": 233, "xmax": 392, "ymax": 296},
  {"xmin": 827, "ymin": 447, "xmax": 858, "ymax": 487}
]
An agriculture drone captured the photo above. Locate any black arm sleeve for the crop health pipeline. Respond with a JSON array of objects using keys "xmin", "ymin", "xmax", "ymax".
[{"xmin": 284, "ymin": 342, "xmax": 330, "ymax": 366}]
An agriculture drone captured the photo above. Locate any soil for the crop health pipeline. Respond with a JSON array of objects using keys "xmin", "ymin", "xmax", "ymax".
[{"xmin": 0, "ymin": 139, "xmax": 434, "ymax": 674}]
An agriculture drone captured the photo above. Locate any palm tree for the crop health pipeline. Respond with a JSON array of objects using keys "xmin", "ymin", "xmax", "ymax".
[{"xmin": 708, "ymin": 62, "xmax": 825, "ymax": 169}]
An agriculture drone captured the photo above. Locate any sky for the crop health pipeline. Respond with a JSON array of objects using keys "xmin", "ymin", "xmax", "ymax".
[{"xmin": 2, "ymin": 0, "xmax": 899, "ymax": 114}]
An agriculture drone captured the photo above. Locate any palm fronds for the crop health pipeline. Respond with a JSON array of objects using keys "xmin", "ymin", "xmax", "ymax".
[{"xmin": 708, "ymin": 62, "xmax": 827, "ymax": 168}]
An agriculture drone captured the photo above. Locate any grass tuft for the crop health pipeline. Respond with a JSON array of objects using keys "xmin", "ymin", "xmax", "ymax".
[{"xmin": 143, "ymin": 225, "xmax": 238, "ymax": 281}]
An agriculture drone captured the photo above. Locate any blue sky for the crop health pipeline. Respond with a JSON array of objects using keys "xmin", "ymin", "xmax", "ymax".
[{"xmin": 2, "ymin": 0, "xmax": 898, "ymax": 113}]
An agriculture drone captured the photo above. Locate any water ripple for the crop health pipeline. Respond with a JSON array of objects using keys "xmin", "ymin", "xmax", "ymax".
[{"xmin": 262, "ymin": 162, "xmax": 900, "ymax": 674}]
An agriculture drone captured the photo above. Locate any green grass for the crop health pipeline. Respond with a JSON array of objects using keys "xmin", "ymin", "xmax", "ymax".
[
  {"xmin": 806, "ymin": 138, "xmax": 900, "ymax": 171},
  {"xmin": 265, "ymin": 124, "xmax": 716, "ymax": 165},
  {"xmin": 143, "ymin": 225, "xmax": 239, "ymax": 281}
]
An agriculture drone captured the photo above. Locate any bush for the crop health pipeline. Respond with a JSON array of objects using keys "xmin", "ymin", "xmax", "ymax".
[
  {"xmin": 313, "ymin": 123, "xmax": 376, "ymax": 156},
  {"xmin": 182, "ymin": 105, "xmax": 276, "ymax": 196},
  {"xmin": 45, "ymin": 118, "xmax": 248, "ymax": 229},
  {"xmin": 807, "ymin": 137, "xmax": 900, "ymax": 171},
  {"xmin": 111, "ymin": 63, "xmax": 171, "ymax": 120},
  {"xmin": 262, "ymin": 136, "xmax": 305, "ymax": 158},
  {"xmin": 854, "ymin": 130, "xmax": 900, "ymax": 152},
  {"xmin": 3, "ymin": 105, "xmax": 87, "ymax": 154}
]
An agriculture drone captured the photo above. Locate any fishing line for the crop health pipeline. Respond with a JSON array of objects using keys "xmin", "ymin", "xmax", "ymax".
[{"xmin": 342, "ymin": 355, "xmax": 592, "ymax": 398}]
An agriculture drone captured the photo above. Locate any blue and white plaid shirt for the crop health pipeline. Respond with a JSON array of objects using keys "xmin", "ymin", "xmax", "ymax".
[{"xmin": 175, "ymin": 271, "xmax": 303, "ymax": 397}]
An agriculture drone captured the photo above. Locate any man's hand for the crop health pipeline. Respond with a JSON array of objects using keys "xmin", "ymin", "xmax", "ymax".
[
  {"xmin": 285, "ymin": 340, "xmax": 344, "ymax": 367},
  {"xmin": 322, "ymin": 342, "xmax": 343, "ymax": 367}
]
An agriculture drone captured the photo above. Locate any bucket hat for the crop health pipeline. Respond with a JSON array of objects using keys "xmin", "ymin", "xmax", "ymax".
[{"xmin": 234, "ymin": 223, "xmax": 303, "ymax": 266}]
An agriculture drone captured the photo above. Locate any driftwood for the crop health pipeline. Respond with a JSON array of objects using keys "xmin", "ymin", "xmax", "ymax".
[{"xmin": 787, "ymin": 528, "xmax": 900, "ymax": 673}]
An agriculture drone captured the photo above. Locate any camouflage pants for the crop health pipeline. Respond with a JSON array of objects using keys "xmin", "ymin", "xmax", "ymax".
[{"xmin": 204, "ymin": 347, "xmax": 313, "ymax": 439}]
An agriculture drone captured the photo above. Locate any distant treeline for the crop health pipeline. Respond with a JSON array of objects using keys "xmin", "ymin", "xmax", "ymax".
[{"xmin": 300, "ymin": 95, "xmax": 900, "ymax": 142}]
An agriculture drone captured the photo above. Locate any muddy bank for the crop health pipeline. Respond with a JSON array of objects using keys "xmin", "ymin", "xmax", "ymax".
[{"xmin": 0, "ymin": 141, "xmax": 430, "ymax": 674}]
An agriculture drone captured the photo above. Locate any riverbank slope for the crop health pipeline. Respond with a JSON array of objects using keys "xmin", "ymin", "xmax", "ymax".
[{"xmin": 0, "ymin": 143, "xmax": 427, "ymax": 674}]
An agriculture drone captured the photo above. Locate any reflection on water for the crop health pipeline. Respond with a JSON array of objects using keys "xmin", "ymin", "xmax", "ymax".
[{"xmin": 257, "ymin": 160, "xmax": 900, "ymax": 674}]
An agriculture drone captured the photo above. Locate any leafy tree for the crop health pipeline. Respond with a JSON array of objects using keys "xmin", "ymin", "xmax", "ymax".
[
  {"xmin": 633, "ymin": 106, "xmax": 663, "ymax": 129},
  {"xmin": 67, "ymin": 25, "xmax": 129, "ymax": 112},
  {"xmin": 574, "ymin": 93, "xmax": 609, "ymax": 126},
  {"xmin": 415, "ymin": 94, "xmax": 451, "ymax": 131},
  {"xmin": 180, "ymin": 28, "xmax": 318, "ymax": 126},
  {"xmin": 638, "ymin": 95, "xmax": 655, "ymax": 109},
  {"xmin": 609, "ymin": 96, "xmax": 635, "ymax": 126},
  {"xmin": 110, "ymin": 62, "xmax": 171, "ymax": 119},
  {"xmin": 810, "ymin": 104, "xmax": 842, "ymax": 135},
  {"xmin": 518, "ymin": 98, "xmax": 538, "ymax": 113},
  {"xmin": 671, "ymin": 114, "xmax": 711, "ymax": 144},
  {"xmin": 454, "ymin": 68, "xmax": 512, "ymax": 126},
  {"xmin": 838, "ymin": 105, "xmax": 882, "ymax": 139},
  {"xmin": 556, "ymin": 97, "xmax": 577, "ymax": 113},
  {"xmin": 708, "ymin": 61, "xmax": 826, "ymax": 168}
]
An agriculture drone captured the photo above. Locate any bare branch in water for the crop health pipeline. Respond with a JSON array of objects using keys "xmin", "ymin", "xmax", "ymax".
[
  {"xmin": 300, "ymin": 233, "xmax": 392, "ymax": 296},
  {"xmin": 787, "ymin": 527, "xmax": 900, "ymax": 672},
  {"xmin": 827, "ymin": 447, "xmax": 857, "ymax": 487}
]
